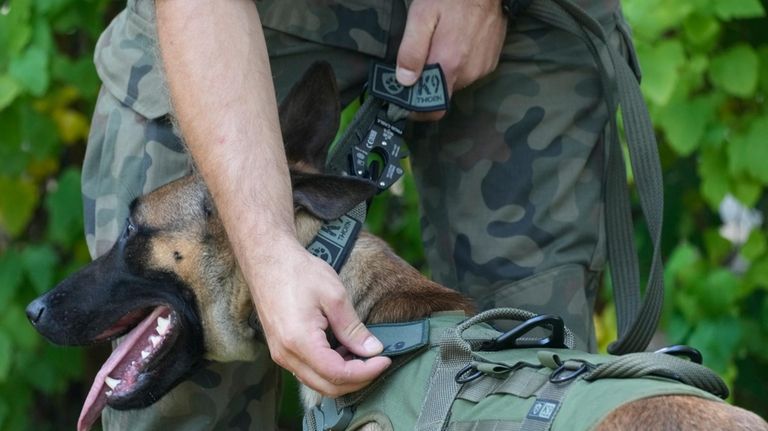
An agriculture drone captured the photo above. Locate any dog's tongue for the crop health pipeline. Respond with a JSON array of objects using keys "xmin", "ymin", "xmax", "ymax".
[{"xmin": 78, "ymin": 306, "xmax": 168, "ymax": 431}]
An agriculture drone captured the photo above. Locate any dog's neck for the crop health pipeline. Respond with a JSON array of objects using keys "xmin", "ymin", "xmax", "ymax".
[{"xmin": 294, "ymin": 212, "xmax": 474, "ymax": 324}]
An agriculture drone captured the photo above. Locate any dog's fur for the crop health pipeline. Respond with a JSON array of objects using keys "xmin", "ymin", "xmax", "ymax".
[{"xmin": 28, "ymin": 63, "xmax": 767, "ymax": 431}]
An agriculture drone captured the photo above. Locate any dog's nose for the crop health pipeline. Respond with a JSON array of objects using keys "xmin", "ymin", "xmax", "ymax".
[{"xmin": 26, "ymin": 298, "xmax": 46, "ymax": 326}]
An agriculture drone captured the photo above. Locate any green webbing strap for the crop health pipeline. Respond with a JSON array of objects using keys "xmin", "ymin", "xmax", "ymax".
[
  {"xmin": 414, "ymin": 327, "xmax": 473, "ymax": 431},
  {"xmin": 518, "ymin": 379, "xmax": 576, "ymax": 431},
  {"xmin": 526, "ymin": 0, "xmax": 665, "ymax": 354},
  {"xmin": 458, "ymin": 367, "xmax": 549, "ymax": 403},
  {"xmin": 448, "ymin": 421, "xmax": 522, "ymax": 431},
  {"xmin": 584, "ymin": 352, "xmax": 730, "ymax": 399}
]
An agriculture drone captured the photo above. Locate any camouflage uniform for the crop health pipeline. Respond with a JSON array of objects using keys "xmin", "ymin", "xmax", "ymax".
[{"xmin": 84, "ymin": 0, "xmax": 638, "ymax": 428}]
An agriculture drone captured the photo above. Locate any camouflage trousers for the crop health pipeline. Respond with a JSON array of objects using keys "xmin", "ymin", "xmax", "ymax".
[{"xmin": 83, "ymin": 0, "xmax": 637, "ymax": 429}]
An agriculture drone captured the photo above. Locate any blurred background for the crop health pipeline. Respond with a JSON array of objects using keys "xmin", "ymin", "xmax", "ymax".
[{"xmin": 0, "ymin": 0, "xmax": 766, "ymax": 429}]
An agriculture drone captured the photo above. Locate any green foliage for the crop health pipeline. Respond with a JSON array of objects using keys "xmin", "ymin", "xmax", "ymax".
[
  {"xmin": 622, "ymin": 0, "xmax": 768, "ymax": 417},
  {"xmin": 0, "ymin": 0, "xmax": 109, "ymax": 429}
]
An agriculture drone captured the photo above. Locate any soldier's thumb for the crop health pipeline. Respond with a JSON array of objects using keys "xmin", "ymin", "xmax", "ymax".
[
  {"xmin": 327, "ymin": 300, "xmax": 383, "ymax": 358},
  {"xmin": 396, "ymin": 2, "xmax": 438, "ymax": 86}
]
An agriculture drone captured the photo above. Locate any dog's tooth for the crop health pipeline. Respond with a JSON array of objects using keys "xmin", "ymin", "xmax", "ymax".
[
  {"xmin": 105, "ymin": 376, "xmax": 121, "ymax": 389},
  {"xmin": 105, "ymin": 390, "xmax": 113, "ymax": 397},
  {"xmin": 156, "ymin": 315, "xmax": 171, "ymax": 335},
  {"xmin": 141, "ymin": 350, "xmax": 150, "ymax": 360},
  {"xmin": 149, "ymin": 335, "xmax": 162, "ymax": 347}
]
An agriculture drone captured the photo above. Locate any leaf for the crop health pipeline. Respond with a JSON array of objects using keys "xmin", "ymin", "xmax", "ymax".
[
  {"xmin": 699, "ymin": 269, "xmax": 740, "ymax": 316},
  {"xmin": 0, "ymin": 176, "xmax": 38, "ymax": 237},
  {"xmin": 45, "ymin": 168, "xmax": 84, "ymax": 247},
  {"xmin": 730, "ymin": 176, "xmax": 762, "ymax": 208},
  {"xmin": 21, "ymin": 245, "xmax": 58, "ymax": 295},
  {"xmin": 657, "ymin": 96, "xmax": 716, "ymax": 156},
  {"xmin": 636, "ymin": 40, "xmax": 686, "ymax": 105},
  {"xmin": 8, "ymin": 46, "xmax": 50, "ymax": 96},
  {"xmin": 0, "ymin": 0, "xmax": 33, "ymax": 65},
  {"xmin": 688, "ymin": 317, "xmax": 742, "ymax": 373},
  {"xmin": 708, "ymin": 44, "xmax": 760, "ymax": 98},
  {"xmin": 0, "ymin": 333, "xmax": 11, "ymax": 382},
  {"xmin": 742, "ymin": 230, "xmax": 767, "ymax": 261},
  {"xmin": 703, "ymin": 228, "xmax": 732, "ymax": 265},
  {"xmin": 683, "ymin": 13, "xmax": 720, "ymax": 47},
  {"xmin": 0, "ymin": 107, "xmax": 29, "ymax": 178},
  {"xmin": 714, "ymin": 0, "xmax": 765, "ymax": 20},
  {"xmin": 0, "ymin": 307, "xmax": 38, "ymax": 352},
  {"xmin": 698, "ymin": 147, "xmax": 729, "ymax": 209},
  {"xmin": 0, "ymin": 75, "xmax": 22, "ymax": 110},
  {"xmin": 759, "ymin": 46, "xmax": 768, "ymax": 94},
  {"xmin": 51, "ymin": 55, "xmax": 100, "ymax": 99},
  {"xmin": 0, "ymin": 250, "xmax": 23, "ymax": 309},
  {"xmin": 741, "ymin": 117, "xmax": 768, "ymax": 184}
]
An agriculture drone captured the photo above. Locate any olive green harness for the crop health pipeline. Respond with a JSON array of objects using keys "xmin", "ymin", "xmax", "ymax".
[{"xmin": 304, "ymin": 310, "xmax": 727, "ymax": 431}]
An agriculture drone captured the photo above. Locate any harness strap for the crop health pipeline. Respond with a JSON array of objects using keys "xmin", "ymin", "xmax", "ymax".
[
  {"xmin": 448, "ymin": 421, "xmax": 523, "ymax": 431},
  {"xmin": 526, "ymin": 0, "xmax": 665, "ymax": 354},
  {"xmin": 458, "ymin": 367, "xmax": 549, "ymax": 403},
  {"xmin": 584, "ymin": 352, "xmax": 730, "ymax": 399},
  {"xmin": 518, "ymin": 381, "xmax": 573, "ymax": 431},
  {"xmin": 414, "ymin": 326, "xmax": 473, "ymax": 431}
]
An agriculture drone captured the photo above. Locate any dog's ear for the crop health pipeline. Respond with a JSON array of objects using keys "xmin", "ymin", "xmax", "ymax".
[
  {"xmin": 291, "ymin": 172, "xmax": 377, "ymax": 221},
  {"xmin": 279, "ymin": 62, "xmax": 340, "ymax": 170}
]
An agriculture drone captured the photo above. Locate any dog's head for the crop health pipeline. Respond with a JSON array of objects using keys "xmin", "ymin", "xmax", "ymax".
[{"xmin": 26, "ymin": 62, "xmax": 377, "ymax": 430}]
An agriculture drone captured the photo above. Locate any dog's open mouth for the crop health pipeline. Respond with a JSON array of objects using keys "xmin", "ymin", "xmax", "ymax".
[{"xmin": 78, "ymin": 305, "xmax": 179, "ymax": 431}]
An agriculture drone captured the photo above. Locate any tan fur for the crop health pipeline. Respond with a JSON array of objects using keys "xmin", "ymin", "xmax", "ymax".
[{"xmin": 595, "ymin": 396, "xmax": 767, "ymax": 431}]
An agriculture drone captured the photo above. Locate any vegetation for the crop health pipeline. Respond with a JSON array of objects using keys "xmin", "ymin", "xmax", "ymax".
[{"xmin": 0, "ymin": 0, "xmax": 765, "ymax": 429}]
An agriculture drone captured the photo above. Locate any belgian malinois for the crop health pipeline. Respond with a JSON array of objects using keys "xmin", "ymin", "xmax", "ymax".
[{"xmin": 27, "ymin": 63, "xmax": 767, "ymax": 431}]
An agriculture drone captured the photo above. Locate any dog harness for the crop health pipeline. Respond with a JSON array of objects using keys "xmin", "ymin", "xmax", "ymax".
[{"xmin": 303, "ymin": 309, "xmax": 728, "ymax": 431}]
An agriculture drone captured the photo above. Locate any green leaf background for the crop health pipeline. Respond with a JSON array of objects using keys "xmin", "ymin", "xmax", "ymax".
[{"xmin": 0, "ymin": 0, "xmax": 766, "ymax": 429}]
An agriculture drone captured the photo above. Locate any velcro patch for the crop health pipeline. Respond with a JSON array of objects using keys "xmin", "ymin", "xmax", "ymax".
[
  {"xmin": 367, "ymin": 320, "xmax": 430, "ymax": 357},
  {"xmin": 369, "ymin": 63, "xmax": 449, "ymax": 112},
  {"xmin": 526, "ymin": 399, "xmax": 560, "ymax": 422}
]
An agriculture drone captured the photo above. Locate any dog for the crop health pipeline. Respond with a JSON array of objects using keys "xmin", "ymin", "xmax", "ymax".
[{"xmin": 27, "ymin": 63, "xmax": 767, "ymax": 431}]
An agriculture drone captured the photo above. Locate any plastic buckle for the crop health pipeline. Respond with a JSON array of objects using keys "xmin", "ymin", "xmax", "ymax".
[
  {"xmin": 655, "ymin": 345, "xmax": 703, "ymax": 364},
  {"xmin": 479, "ymin": 315, "xmax": 567, "ymax": 352},
  {"xmin": 305, "ymin": 397, "xmax": 354, "ymax": 431}
]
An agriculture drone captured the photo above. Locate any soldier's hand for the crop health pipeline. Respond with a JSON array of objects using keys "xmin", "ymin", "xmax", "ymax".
[
  {"xmin": 396, "ymin": 0, "xmax": 507, "ymax": 121},
  {"xmin": 250, "ymin": 239, "xmax": 391, "ymax": 397}
]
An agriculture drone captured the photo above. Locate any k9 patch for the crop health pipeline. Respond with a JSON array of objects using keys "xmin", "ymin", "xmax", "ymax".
[
  {"xmin": 368, "ymin": 62, "xmax": 449, "ymax": 112},
  {"xmin": 526, "ymin": 399, "xmax": 560, "ymax": 422}
]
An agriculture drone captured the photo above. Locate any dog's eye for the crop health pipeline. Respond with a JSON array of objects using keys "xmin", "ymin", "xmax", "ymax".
[{"xmin": 123, "ymin": 218, "xmax": 137, "ymax": 238}]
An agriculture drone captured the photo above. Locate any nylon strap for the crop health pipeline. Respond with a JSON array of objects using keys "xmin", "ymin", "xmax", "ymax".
[
  {"xmin": 519, "ymin": 379, "xmax": 575, "ymax": 431},
  {"xmin": 414, "ymin": 327, "xmax": 473, "ymax": 431},
  {"xmin": 458, "ymin": 367, "xmax": 549, "ymax": 403},
  {"xmin": 584, "ymin": 352, "xmax": 730, "ymax": 399},
  {"xmin": 447, "ymin": 421, "xmax": 522, "ymax": 431},
  {"xmin": 526, "ymin": 0, "xmax": 665, "ymax": 354}
]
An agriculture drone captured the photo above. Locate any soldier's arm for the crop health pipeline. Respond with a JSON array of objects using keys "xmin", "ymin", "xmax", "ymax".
[
  {"xmin": 154, "ymin": 0, "xmax": 388, "ymax": 396},
  {"xmin": 396, "ymin": 0, "xmax": 508, "ymax": 121}
]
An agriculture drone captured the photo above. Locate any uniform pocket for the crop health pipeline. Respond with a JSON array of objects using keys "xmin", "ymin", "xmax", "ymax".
[{"xmin": 94, "ymin": 0, "xmax": 170, "ymax": 120}]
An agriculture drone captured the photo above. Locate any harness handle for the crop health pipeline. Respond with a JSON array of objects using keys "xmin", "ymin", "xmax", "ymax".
[{"xmin": 456, "ymin": 308, "xmax": 576, "ymax": 350}]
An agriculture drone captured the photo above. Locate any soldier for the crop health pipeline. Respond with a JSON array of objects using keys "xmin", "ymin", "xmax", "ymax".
[{"xmin": 84, "ymin": 0, "xmax": 639, "ymax": 428}]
